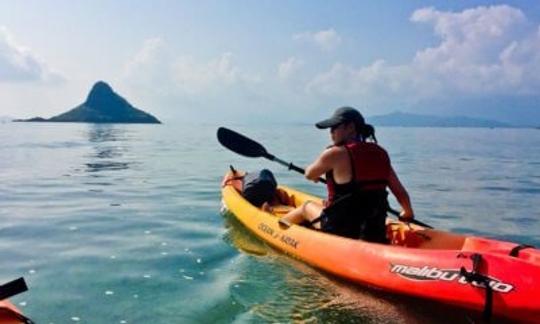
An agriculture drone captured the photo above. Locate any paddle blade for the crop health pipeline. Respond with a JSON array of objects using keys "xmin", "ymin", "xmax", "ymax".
[
  {"xmin": 0, "ymin": 277, "xmax": 28, "ymax": 300},
  {"xmin": 217, "ymin": 127, "xmax": 269, "ymax": 158}
]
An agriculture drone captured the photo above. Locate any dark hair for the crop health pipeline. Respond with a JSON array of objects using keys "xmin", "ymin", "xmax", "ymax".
[
  {"xmin": 359, "ymin": 124, "xmax": 377, "ymax": 143},
  {"xmin": 344, "ymin": 121, "xmax": 377, "ymax": 143}
]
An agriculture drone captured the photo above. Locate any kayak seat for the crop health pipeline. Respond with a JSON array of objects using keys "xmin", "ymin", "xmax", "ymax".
[{"xmin": 275, "ymin": 189, "xmax": 296, "ymax": 207}]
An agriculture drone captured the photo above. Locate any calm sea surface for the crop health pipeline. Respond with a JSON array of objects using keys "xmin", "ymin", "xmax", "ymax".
[{"xmin": 0, "ymin": 122, "xmax": 539, "ymax": 323}]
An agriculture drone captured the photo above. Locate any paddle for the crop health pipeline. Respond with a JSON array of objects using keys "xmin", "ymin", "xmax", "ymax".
[
  {"xmin": 217, "ymin": 127, "xmax": 326, "ymax": 183},
  {"xmin": 217, "ymin": 127, "xmax": 433, "ymax": 229}
]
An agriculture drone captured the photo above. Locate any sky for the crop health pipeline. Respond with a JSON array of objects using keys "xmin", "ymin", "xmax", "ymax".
[{"xmin": 0, "ymin": 0, "xmax": 539, "ymax": 125}]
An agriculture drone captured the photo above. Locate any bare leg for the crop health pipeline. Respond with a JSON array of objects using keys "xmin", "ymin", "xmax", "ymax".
[
  {"xmin": 279, "ymin": 201, "xmax": 324, "ymax": 229},
  {"xmin": 278, "ymin": 206, "xmax": 305, "ymax": 227},
  {"xmin": 302, "ymin": 201, "xmax": 324, "ymax": 229}
]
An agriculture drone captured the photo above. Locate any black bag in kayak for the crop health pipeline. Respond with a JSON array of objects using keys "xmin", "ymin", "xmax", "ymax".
[{"xmin": 242, "ymin": 169, "xmax": 277, "ymax": 207}]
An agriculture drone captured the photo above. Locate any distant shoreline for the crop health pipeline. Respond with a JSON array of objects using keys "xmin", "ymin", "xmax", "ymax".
[
  {"xmin": 4, "ymin": 120, "xmax": 538, "ymax": 129},
  {"xmin": 12, "ymin": 119, "xmax": 161, "ymax": 125}
]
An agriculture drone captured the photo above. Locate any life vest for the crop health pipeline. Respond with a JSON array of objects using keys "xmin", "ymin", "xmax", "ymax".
[
  {"xmin": 321, "ymin": 140, "xmax": 391, "ymax": 241},
  {"xmin": 326, "ymin": 140, "xmax": 390, "ymax": 205}
]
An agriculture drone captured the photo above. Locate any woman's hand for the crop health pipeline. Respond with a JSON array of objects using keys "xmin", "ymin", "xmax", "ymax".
[{"xmin": 399, "ymin": 209, "xmax": 414, "ymax": 221}]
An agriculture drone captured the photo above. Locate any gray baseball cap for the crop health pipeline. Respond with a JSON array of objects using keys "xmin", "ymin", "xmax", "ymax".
[{"xmin": 315, "ymin": 106, "xmax": 365, "ymax": 129}]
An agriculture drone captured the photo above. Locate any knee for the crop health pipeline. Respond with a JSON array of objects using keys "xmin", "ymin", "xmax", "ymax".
[{"xmin": 301, "ymin": 200, "xmax": 313, "ymax": 215}]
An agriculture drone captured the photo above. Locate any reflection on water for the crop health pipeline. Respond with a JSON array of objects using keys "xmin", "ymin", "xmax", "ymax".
[
  {"xmin": 85, "ymin": 162, "xmax": 130, "ymax": 172},
  {"xmin": 84, "ymin": 125, "xmax": 132, "ymax": 173},
  {"xmin": 222, "ymin": 211, "xmax": 269, "ymax": 256},
  {"xmin": 87, "ymin": 124, "xmax": 125, "ymax": 143}
]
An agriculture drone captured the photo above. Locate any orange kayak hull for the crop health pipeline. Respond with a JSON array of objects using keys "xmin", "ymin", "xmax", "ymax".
[{"xmin": 221, "ymin": 171, "xmax": 540, "ymax": 323}]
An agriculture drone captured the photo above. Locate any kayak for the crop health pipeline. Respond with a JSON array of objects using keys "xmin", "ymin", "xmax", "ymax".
[
  {"xmin": 221, "ymin": 170, "xmax": 540, "ymax": 323},
  {"xmin": 0, "ymin": 300, "xmax": 27, "ymax": 324}
]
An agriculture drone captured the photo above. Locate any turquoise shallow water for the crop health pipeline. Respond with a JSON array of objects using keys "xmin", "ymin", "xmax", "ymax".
[{"xmin": 0, "ymin": 122, "xmax": 539, "ymax": 323}]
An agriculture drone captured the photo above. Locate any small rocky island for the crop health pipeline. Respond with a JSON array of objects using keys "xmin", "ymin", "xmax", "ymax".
[{"xmin": 16, "ymin": 81, "xmax": 161, "ymax": 124}]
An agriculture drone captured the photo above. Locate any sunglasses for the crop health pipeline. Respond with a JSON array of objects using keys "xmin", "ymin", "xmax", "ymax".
[{"xmin": 330, "ymin": 123, "xmax": 343, "ymax": 132}]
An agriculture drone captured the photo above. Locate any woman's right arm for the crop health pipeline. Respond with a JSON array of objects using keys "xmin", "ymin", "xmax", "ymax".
[{"xmin": 304, "ymin": 148, "xmax": 337, "ymax": 182}]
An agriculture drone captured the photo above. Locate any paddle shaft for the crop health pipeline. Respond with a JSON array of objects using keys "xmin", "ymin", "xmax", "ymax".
[{"xmin": 267, "ymin": 154, "xmax": 327, "ymax": 184}]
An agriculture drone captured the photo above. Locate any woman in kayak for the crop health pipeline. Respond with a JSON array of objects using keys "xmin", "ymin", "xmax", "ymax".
[{"xmin": 277, "ymin": 106, "xmax": 414, "ymax": 243}]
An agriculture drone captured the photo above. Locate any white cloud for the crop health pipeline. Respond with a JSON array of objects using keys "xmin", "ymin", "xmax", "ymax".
[
  {"xmin": 306, "ymin": 60, "xmax": 437, "ymax": 106},
  {"xmin": 122, "ymin": 38, "xmax": 261, "ymax": 99},
  {"xmin": 124, "ymin": 38, "xmax": 165, "ymax": 75},
  {"xmin": 410, "ymin": 5, "xmax": 530, "ymax": 94},
  {"xmin": 411, "ymin": 5, "xmax": 525, "ymax": 42},
  {"xmin": 294, "ymin": 28, "xmax": 342, "ymax": 51},
  {"xmin": 278, "ymin": 57, "xmax": 304, "ymax": 79},
  {"xmin": 172, "ymin": 52, "xmax": 260, "ymax": 94},
  {"xmin": 0, "ymin": 27, "xmax": 64, "ymax": 83},
  {"xmin": 122, "ymin": 37, "xmax": 171, "ymax": 96},
  {"xmin": 306, "ymin": 5, "xmax": 540, "ymax": 102}
]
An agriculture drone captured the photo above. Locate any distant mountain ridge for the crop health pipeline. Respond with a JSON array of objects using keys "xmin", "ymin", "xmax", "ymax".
[
  {"xmin": 368, "ymin": 111, "xmax": 511, "ymax": 128},
  {"xmin": 15, "ymin": 81, "xmax": 160, "ymax": 124}
]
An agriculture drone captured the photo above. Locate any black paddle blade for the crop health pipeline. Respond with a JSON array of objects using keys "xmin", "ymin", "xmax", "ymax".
[
  {"xmin": 0, "ymin": 277, "xmax": 28, "ymax": 300},
  {"xmin": 217, "ymin": 127, "xmax": 269, "ymax": 158}
]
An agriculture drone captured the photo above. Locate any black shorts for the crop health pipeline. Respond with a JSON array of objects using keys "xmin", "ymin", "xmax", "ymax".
[{"xmin": 319, "ymin": 208, "xmax": 388, "ymax": 243}]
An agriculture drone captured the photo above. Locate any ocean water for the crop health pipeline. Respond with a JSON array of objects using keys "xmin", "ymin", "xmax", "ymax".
[{"xmin": 0, "ymin": 122, "xmax": 539, "ymax": 323}]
